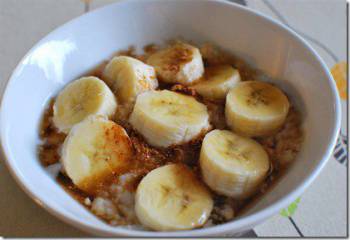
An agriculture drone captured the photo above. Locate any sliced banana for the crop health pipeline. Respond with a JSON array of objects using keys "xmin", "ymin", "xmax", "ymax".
[
  {"xmin": 129, "ymin": 90, "xmax": 210, "ymax": 147},
  {"xmin": 147, "ymin": 42, "xmax": 204, "ymax": 85},
  {"xmin": 225, "ymin": 81, "xmax": 290, "ymax": 137},
  {"xmin": 135, "ymin": 164, "xmax": 213, "ymax": 231},
  {"xmin": 200, "ymin": 130, "xmax": 270, "ymax": 199},
  {"xmin": 53, "ymin": 76, "xmax": 117, "ymax": 133},
  {"xmin": 61, "ymin": 115, "xmax": 133, "ymax": 193},
  {"xmin": 192, "ymin": 65, "xmax": 241, "ymax": 101},
  {"xmin": 102, "ymin": 56, "xmax": 158, "ymax": 103}
]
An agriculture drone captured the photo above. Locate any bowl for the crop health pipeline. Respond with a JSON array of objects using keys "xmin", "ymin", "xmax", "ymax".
[{"xmin": 0, "ymin": 0, "xmax": 341, "ymax": 237}]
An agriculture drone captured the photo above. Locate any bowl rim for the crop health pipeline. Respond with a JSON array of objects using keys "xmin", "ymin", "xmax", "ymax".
[{"xmin": 0, "ymin": 0, "xmax": 341, "ymax": 237}]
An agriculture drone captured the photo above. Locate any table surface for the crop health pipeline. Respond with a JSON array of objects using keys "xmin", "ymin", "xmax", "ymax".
[{"xmin": 0, "ymin": 0, "xmax": 347, "ymax": 237}]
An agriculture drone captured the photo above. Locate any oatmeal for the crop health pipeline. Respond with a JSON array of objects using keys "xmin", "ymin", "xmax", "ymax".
[{"xmin": 38, "ymin": 41, "xmax": 303, "ymax": 231}]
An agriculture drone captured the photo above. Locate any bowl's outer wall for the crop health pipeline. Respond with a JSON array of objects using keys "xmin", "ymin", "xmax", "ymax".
[{"xmin": 0, "ymin": 0, "xmax": 340, "ymax": 237}]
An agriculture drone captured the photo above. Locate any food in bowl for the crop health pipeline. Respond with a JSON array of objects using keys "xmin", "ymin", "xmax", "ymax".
[{"xmin": 38, "ymin": 41, "xmax": 303, "ymax": 231}]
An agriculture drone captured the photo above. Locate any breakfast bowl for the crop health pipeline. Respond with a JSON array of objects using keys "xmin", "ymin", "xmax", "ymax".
[{"xmin": 0, "ymin": 0, "xmax": 341, "ymax": 237}]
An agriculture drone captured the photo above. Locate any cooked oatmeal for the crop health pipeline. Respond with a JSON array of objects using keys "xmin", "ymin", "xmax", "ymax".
[{"xmin": 38, "ymin": 41, "xmax": 303, "ymax": 230}]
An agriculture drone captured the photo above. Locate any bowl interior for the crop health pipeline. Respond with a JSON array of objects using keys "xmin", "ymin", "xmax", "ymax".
[{"xmin": 0, "ymin": 0, "xmax": 340, "ymax": 237}]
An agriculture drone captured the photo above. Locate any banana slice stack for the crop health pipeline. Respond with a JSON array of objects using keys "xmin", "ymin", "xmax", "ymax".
[
  {"xmin": 135, "ymin": 164, "xmax": 213, "ymax": 231},
  {"xmin": 103, "ymin": 56, "xmax": 158, "ymax": 103},
  {"xmin": 129, "ymin": 90, "xmax": 210, "ymax": 147},
  {"xmin": 147, "ymin": 42, "xmax": 204, "ymax": 85}
]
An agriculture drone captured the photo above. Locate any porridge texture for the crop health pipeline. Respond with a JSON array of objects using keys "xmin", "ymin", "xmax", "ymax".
[{"xmin": 38, "ymin": 41, "xmax": 303, "ymax": 231}]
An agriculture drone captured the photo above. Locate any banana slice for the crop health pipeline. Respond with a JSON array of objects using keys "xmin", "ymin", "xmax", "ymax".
[
  {"xmin": 200, "ymin": 130, "xmax": 270, "ymax": 199},
  {"xmin": 102, "ymin": 56, "xmax": 158, "ymax": 103},
  {"xmin": 225, "ymin": 81, "xmax": 290, "ymax": 137},
  {"xmin": 53, "ymin": 76, "xmax": 117, "ymax": 133},
  {"xmin": 193, "ymin": 65, "xmax": 241, "ymax": 101},
  {"xmin": 135, "ymin": 164, "xmax": 213, "ymax": 231},
  {"xmin": 61, "ymin": 115, "xmax": 133, "ymax": 193},
  {"xmin": 147, "ymin": 42, "xmax": 204, "ymax": 85},
  {"xmin": 129, "ymin": 90, "xmax": 210, "ymax": 147}
]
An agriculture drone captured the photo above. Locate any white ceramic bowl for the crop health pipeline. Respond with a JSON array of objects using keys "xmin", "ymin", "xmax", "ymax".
[{"xmin": 0, "ymin": 0, "xmax": 341, "ymax": 237}]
